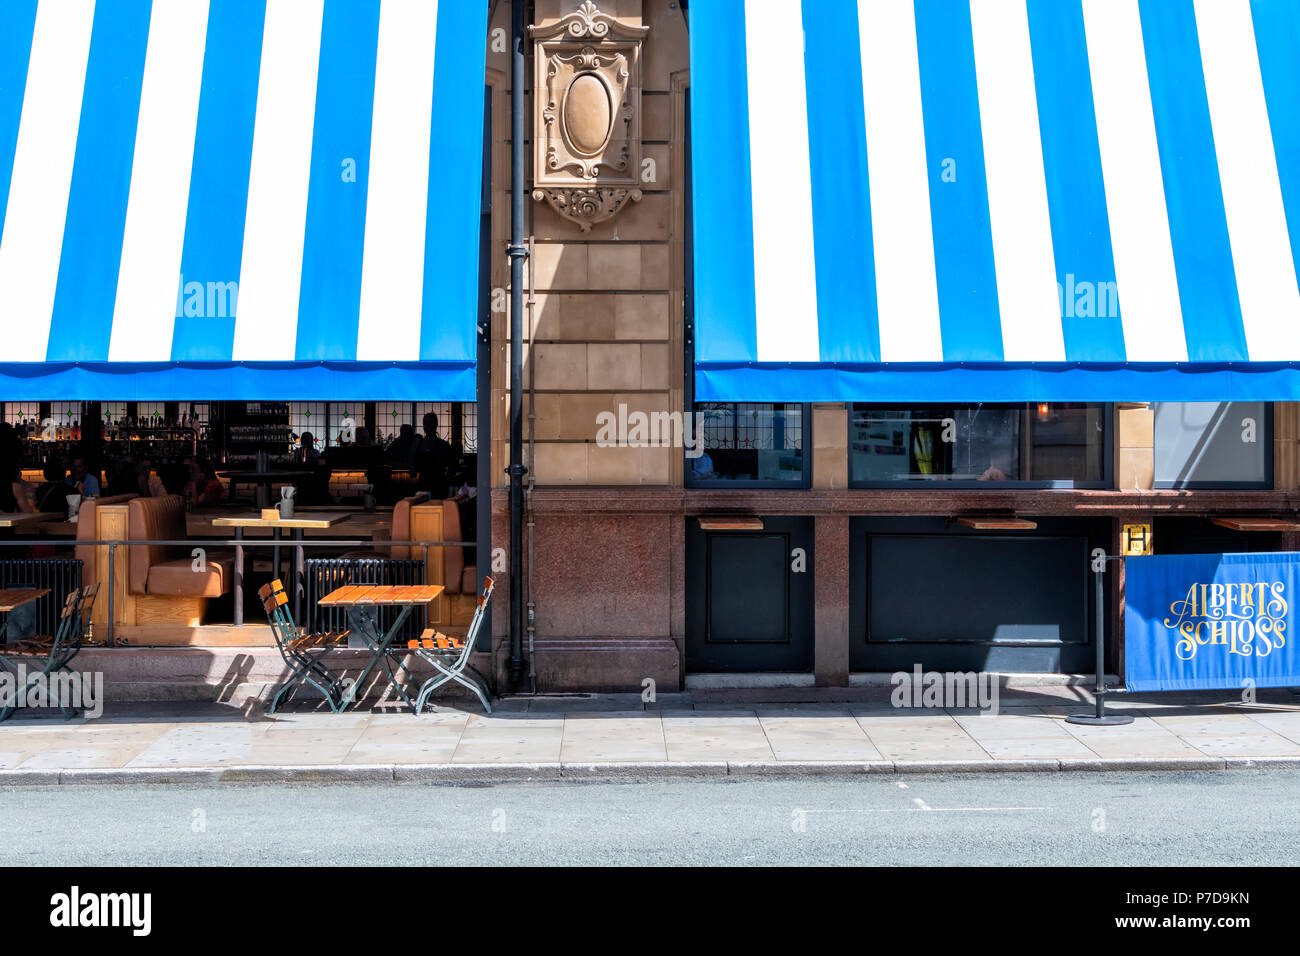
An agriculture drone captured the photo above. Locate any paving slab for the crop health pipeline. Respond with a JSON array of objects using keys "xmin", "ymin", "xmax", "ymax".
[
  {"xmin": 452, "ymin": 717, "xmax": 565, "ymax": 763},
  {"xmin": 661, "ymin": 714, "xmax": 773, "ymax": 762},
  {"xmin": 757, "ymin": 715, "xmax": 883, "ymax": 761},
  {"xmin": 1183, "ymin": 734, "xmax": 1300, "ymax": 757},
  {"xmin": 560, "ymin": 715, "xmax": 668, "ymax": 763},
  {"xmin": 856, "ymin": 715, "xmax": 991, "ymax": 761}
]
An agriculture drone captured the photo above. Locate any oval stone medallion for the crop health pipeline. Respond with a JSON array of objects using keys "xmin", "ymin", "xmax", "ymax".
[{"xmin": 563, "ymin": 73, "xmax": 612, "ymax": 155}]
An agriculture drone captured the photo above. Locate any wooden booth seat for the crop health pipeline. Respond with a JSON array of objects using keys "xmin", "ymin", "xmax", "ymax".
[
  {"xmin": 438, "ymin": 498, "xmax": 478, "ymax": 596},
  {"xmin": 75, "ymin": 494, "xmax": 139, "ymax": 591},
  {"xmin": 128, "ymin": 495, "xmax": 235, "ymax": 597},
  {"xmin": 345, "ymin": 494, "xmax": 477, "ymax": 628}
]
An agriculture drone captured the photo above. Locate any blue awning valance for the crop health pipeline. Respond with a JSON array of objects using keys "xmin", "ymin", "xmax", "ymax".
[
  {"xmin": 689, "ymin": 0, "xmax": 1300, "ymax": 402},
  {"xmin": 0, "ymin": 0, "xmax": 487, "ymax": 400}
]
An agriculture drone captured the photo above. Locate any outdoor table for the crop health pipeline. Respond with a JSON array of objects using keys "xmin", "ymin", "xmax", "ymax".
[
  {"xmin": 217, "ymin": 470, "xmax": 313, "ymax": 509},
  {"xmin": 0, "ymin": 588, "xmax": 49, "ymax": 644},
  {"xmin": 212, "ymin": 513, "xmax": 353, "ymax": 625},
  {"xmin": 317, "ymin": 584, "xmax": 444, "ymax": 711}
]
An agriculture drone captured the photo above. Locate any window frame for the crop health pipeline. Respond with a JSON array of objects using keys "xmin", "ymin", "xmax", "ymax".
[
  {"xmin": 1152, "ymin": 401, "xmax": 1273, "ymax": 490},
  {"xmin": 846, "ymin": 402, "xmax": 1115, "ymax": 490}
]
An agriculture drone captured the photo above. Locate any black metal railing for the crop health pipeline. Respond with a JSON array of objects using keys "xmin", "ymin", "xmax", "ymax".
[
  {"xmin": 304, "ymin": 557, "xmax": 426, "ymax": 644},
  {"xmin": 0, "ymin": 538, "xmax": 479, "ymax": 646},
  {"xmin": 0, "ymin": 558, "xmax": 83, "ymax": 640}
]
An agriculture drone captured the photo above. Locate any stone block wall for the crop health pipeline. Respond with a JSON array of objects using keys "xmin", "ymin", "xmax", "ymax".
[{"xmin": 488, "ymin": 0, "xmax": 689, "ymax": 491}]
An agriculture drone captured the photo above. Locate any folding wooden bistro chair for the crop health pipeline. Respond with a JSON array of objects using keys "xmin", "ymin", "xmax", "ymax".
[
  {"xmin": 409, "ymin": 576, "xmax": 495, "ymax": 714},
  {"xmin": 0, "ymin": 583, "xmax": 96, "ymax": 722},
  {"xmin": 259, "ymin": 579, "xmax": 348, "ymax": 715}
]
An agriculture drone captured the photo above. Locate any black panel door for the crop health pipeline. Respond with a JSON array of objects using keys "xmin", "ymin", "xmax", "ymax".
[
  {"xmin": 686, "ymin": 516, "xmax": 814, "ymax": 672},
  {"xmin": 849, "ymin": 517, "xmax": 1108, "ymax": 673}
]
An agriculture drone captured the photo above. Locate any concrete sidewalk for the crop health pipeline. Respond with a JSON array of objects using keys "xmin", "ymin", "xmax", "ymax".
[{"xmin": 2, "ymin": 686, "xmax": 1300, "ymax": 784}]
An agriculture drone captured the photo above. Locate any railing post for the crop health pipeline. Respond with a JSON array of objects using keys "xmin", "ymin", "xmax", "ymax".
[{"xmin": 106, "ymin": 542, "xmax": 116, "ymax": 647}]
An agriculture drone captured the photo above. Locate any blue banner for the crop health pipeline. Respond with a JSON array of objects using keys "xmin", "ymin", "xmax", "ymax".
[{"xmin": 1125, "ymin": 552, "xmax": 1300, "ymax": 692}]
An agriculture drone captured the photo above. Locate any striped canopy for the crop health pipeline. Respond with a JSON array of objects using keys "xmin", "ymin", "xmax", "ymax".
[
  {"xmin": 0, "ymin": 0, "xmax": 487, "ymax": 399},
  {"xmin": 689, "ymin": 0, "xmax": 1300, "ymax": 402}
]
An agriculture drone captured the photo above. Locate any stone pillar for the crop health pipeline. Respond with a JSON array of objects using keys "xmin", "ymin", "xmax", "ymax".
[
  {"xmin": 814, "ymin": 514, "xmax": 850, "ymax": 687},
  {"xmin": 1111, "ymin": 512, "xmax": 1152, "ymax": 678},
  {"xmin": 1116, "ymin": 404, "xmax": 1154, "ymax": 490},
  {"xmin": 813, "ymin": 404, "xmax": 848, "ymax": 490},
  {"xmin": 1274, "ymin": 402, "xmax": 1298, "ymax": 490}
]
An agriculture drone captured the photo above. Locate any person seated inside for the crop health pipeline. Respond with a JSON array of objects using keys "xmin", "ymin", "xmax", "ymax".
[
  {"xmin": 160, "ymin": 461, "xmax": 191, "ymax": 496},
  {"xmin": 107, "ymin": 459, "xmax": 136, "ymax": 497},
  {"xmin": 294, "ymin": 432, "xmax": 321, "ymax": 466},
  {"xmin": 386, "ymin": 423, "xmax": 418, "ymax": 467},
  {"xmin": 3, "ymin": 462, "xmax": 35, "ymax": 513},
  {"xmin": 186, "ymin": 457, "xmax": 226, "ymax": 506},
  {"xmin": 34, "ymin": 459, "xmax": 69, "ymax": 512},
  {"xmin": 66, "ymin": 456, "xmax": 101, "ymax": 498},
  {"xmin": 136, "ymin": 458, "xmax": 165, "ymax": 498},
  {"xmin": 415, "ymin": 411, "xmax": 455, "ymax": 499}
]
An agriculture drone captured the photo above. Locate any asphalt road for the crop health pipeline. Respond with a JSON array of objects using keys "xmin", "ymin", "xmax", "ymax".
[{"xmin": 1, "ymin": 770, "xmax": 1297, "ymax": 866}]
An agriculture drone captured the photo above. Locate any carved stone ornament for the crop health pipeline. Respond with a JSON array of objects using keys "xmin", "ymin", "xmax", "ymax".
[{"xmin": 531, "ymin": 1, "xmax": 649, "ymax": 232}]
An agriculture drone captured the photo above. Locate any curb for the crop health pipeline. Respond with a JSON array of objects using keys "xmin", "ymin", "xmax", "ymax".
[{"xmin": 2, "ymin": 756, "xmax": 1299, "ymax": 786}]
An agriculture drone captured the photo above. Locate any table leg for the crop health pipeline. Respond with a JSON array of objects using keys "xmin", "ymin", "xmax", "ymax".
[
  {"xmin": 292, "ymin": 528, "xmax": 305, "ymax": 623},
  {"xmin": 233, "ymin": 527, "xmax": 244, "ymax": 627},
  {"xmin": 339, "ymin": 604, "xmax": 415, "ymax": 710},
  {"xmin": 272, "ymin": 528, "xmax": 282, "ymax": 592}
]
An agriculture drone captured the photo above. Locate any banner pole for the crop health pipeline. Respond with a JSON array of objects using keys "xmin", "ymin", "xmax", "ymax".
[{"xmin": 1067, "ymin": 555, "xmax": 1133, "ymax": 726}]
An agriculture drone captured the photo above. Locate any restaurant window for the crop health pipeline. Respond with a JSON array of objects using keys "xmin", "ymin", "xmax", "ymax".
[
  {"xmin": 414, "ymin": 402, "xmax": 454, "ymax": 440},
  {"xmin": 849, "ymin": 403, "xmax": 1110, "ymax": 488},
  {"xmin": 289, "ymin": 402, "xmax": 326, "ymax": 450},
  {"xmin": 1153, "ymin": 402, "xmax": 1270, "ymax": 489},
  {"xmin": 3, "ymin": 402, "xmax": 40, "ymax": 428},
  {"xmin": 685, "ymin": 402, "xmax": 808, "ymax": 487}
]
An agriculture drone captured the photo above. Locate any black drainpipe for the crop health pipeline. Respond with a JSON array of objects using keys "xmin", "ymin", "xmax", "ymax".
[{"xmin": 506, "ymin": 0, "xmax": 529, "ymax": 689}]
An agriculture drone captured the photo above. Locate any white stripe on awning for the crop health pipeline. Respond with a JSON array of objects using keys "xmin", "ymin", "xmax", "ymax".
[
  {"xmin": 857, "ymin": 0, "xmax": 942, "ymax": 363},
  {"xmin": 109, "ymin": 0, "xmax": 210, "ymax": 362},
  {"xmin": 0, "ymin": 0, "xmax": 95, "ymax": 362},
  {"xmin": 1082, "ymin": 0, "xmax": 1187, "ymax": 363},
  {"xmin": 232, "ymin": 0, "xmax": 324, "ymax": 361},
  {"xmin": 745, "ymin": 0, "xmax": 820, "ymax": 362},
  {"xmin": 356, "ymin": 0, "xmax": 438, "ymax": 361},
  {"xmin": 1195, "ymin": 0, "xmax": 1300, "ymax": 362},
  {"xmin": 970, "ymin": 0, "xmax": 1063, "ymax": 362}
]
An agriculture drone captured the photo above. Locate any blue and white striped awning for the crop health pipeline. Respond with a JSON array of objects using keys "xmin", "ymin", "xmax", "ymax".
[
  {"xmin": 690, "ymin": 0, "xmax": 1300, "ymax": 402},
  {"xmin": 0, "ymin": 0, "xmax": 487, "ymax": 400}
]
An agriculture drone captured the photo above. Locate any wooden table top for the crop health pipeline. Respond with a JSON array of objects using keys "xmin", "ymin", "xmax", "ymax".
[
  {"xmin": 211, "ymin": 512, "xmax": 354, "ymax": 530},
  {"xmin": 0, "ymin": 512, "xmax": 57, "ymax": 528},
  {"xmin": 318, "ymin": 584, "xmax": 444, "ymax": 607},
  {"xmin": 0, "ymin": 588, "xmax": 50, "ymax": 612},
  {"xmin": 218, "ymin": 470, "xmax": 314, "ymax": 482}
]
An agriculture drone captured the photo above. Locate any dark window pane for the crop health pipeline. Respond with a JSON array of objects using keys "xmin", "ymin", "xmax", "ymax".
[
  {"xmin": 687, "ymin": 403, "xmax": 805, "ymax": 485},
  {"xmin": 849, "ymin": 403, "xmax": 1106, "ymax": 486}
]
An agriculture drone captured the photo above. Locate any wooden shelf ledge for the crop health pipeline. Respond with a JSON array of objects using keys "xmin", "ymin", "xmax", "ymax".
[
  {"xmin": 956, "ymin": 516, "xmax": 1039, "ymax": 531},
  {"xmin": 1211, "ymin": 517, "xmax": 1300, "ymax": 532},
  {"xmin": 696, "ymin": 516, "xmax": 765, "ymax": 531}
]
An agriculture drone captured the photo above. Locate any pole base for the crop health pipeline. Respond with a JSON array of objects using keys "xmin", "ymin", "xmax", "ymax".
[{"xmin": 1065, "ymin": 713, "xmax": 1135, "ymax": 726}]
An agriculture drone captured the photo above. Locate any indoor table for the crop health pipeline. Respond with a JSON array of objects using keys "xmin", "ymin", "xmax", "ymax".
[{"xmin": 212, "ymin": 512, "xmax": 354, "ymax": 624}]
